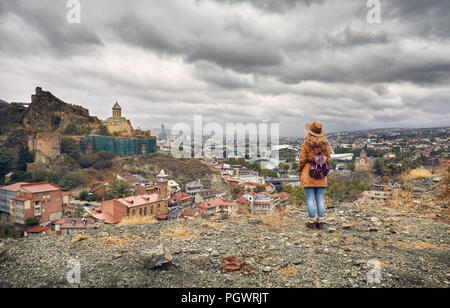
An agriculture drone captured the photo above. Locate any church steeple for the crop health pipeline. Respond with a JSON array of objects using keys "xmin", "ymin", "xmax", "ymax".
[{"xmin": 113, "ymin": 101, "xmax": 121, "ymax": 118}]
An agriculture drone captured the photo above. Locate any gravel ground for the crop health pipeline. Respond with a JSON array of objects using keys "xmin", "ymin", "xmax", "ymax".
[{"xmin": 1, "ymin": 197, "xmax": 448, "ymax": 288}]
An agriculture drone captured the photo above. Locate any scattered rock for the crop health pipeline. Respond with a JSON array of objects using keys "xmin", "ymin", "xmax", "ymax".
[
  {"xmin": 141, "ymin": 244, "xmax": 173, "ymax": 269},
  {"xmin": 248, "ymin": 218, "xmax": 263, "ymax": 225},
  {"xmin": 192, "ymin": 255, "xmax": 211, "ymax": 267},
  {"xmin": 0, "ymin": 243, "xmax": 9, "ymax": 263},
  {"xmin": 262, "ymin": 266, "xmax": 272, "ymax": 273},
  {"xmin": 220, "ymin": 255, "xmax": 246, "ymax": 272}
]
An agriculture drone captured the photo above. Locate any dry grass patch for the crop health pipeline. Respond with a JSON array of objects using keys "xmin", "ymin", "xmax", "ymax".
[
  {"xmin": 403, "ymin": 168, "xmax": 433, "ymax": 180},
  {"xmin": 100, "ymin": 236, "xmax": 125, "ymax": 247},
  {"xmin": 261, "ymin": 212, "xmax": 292, "ymax": 233},
  {"xmin": 280, "ymin": 268, "xmax": 298, "ymax": 275},
  {"xmin": 392, "ymin": 239, "xmax": 445, "ymax": 251},
  {"xmin": 71, "ymin": 235, "xmax": 89, "ymax": 243},
  {"xmin": 161, "ymin": 226, "xmax": 193, "ymax": 238},
  {"xmin": 117, "ymin": 216, "xmax": 158, "ymax": 226},
  {"xmin": 202, "ymin": 222, "xmax": 217, "ymax": 230}
]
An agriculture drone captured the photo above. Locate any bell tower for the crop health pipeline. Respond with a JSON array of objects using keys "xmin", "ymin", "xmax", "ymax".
[
  {"xmin": 112, "ymin": 102, "xmax": 122, "ymax": 118},
  {"xmin": 156, "ymin": 169, "xmax": 169, "ymax": 199}
]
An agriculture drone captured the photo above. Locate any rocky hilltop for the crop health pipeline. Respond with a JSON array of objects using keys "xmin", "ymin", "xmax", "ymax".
[
  {"xmin": 22, "ymin": 87, "xmax": 101, "ymax": 133},
  {"xmin": 0, "ymin": 88, "xmax": 102, "ymax": 149},
  {"xmin": 0, "ymin": 177, "xmax": 448, "ymax": 288}
]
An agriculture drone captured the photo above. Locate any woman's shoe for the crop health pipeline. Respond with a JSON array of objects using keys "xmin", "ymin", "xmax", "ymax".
[
  {"xmin": 316, "ymin": 217, "xmax": 325, "ymax": 230},
  {"xmin": 306, "ymin": 218, "xmax": 316, "ymax": 229}
]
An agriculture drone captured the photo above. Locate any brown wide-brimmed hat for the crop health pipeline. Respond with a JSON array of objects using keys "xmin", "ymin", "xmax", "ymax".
[{"xmin": 305, "ymin": 121, "xmax": 325, "ymax": 137}]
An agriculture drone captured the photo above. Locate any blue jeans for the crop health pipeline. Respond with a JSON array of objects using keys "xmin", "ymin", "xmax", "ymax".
[{"xmin": 305, "ymin": 187, "xmax": 326, "ymax": 219}]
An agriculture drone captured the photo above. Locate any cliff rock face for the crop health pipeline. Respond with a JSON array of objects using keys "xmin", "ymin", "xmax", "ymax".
[
  {"xmin": 0, "ymin": 102, "xmax": 26, "ymax": 136},
  {"xmin": 22, "ymin": 87, "xmax": 101, "ymax": 133}
]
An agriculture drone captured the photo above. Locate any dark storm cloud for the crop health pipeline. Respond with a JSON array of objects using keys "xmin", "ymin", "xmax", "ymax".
[
  {"xmin": 0, "ymin": 0, "xmax": 449, "ymax": 136},
  {"xmin": 209, "ymin": 0, "xmax": 322, "ymax": 13}
]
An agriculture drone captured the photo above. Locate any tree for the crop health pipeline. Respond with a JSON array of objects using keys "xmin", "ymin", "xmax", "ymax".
[
  {"xmin": 260, "ymin": 169, "xmax": 278, "ymax": 178},
  {"xmin": 10, "ymin": 171, "xmax": 32, "ymax": 183},
  {"xmin": 79, "ymin": 190, "xmax": 89, "ymax": 201},
  {"xmin": 254, "ymin": 185, "xmax": 266, "ymax": 193},
  {"xmin": 17, "ymin": 146, "xmax": 34, "ymax": 171},
  {"xmin": 92, "ymin": 151, "xmax": 113, "ymax": 170},
  {"xmin": 278, "ymin": 162, "xmax": 290, "ymax": 171},
  {"xmin": 0, "ymin": 146, "xmax": 13, "ymax": 183},
  {"xmin": 61, "ymin": 138, "xmax": 79, "ymax": 156},
  {"xmin": 97, "ymin": 124, "xmax": 111, "ymax": 136},
  {"xmin": 77, "ymin": 154, "xmax": 95, "ymax": 169},
  {"xmin": 25, "ymin": 217, "xmax": 39, "ymax": 226},
  {"xmin": 63, "ymin": 124, "xmax": 79, "ymax": 135},
  {"xmin": 106, "ymin": 180, "xmax": 132, "ymax": 199},
  {"xmin": 57, "ymin": 171, "xmax": 86, "ymax": 191}
]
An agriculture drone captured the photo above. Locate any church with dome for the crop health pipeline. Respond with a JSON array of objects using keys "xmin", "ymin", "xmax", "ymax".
[{"xmin": 104, "ymin": 102, "xmax": 134, "ymax": 136}]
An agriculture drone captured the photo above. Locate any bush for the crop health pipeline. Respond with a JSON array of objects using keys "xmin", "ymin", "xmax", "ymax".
[
  {"xmin": 10, "ymin": 171, "xmax": 32, "ymax": 183},
  {"xmin": 63, "ymin": 124, "xmax": 80, "ymax": 135},
  {"xmin": 61, "ymin": 138, "xmax": 79, "ymax": 156},
  {"xmin": 105, "ymin": 180, "xmax": 132, "ymax": 199},
  {"xmin": 77, "ymin": 154, "xmax": 95, "ymax": 169},
  {"xmin": 25, "ymin": 217, "xmax": 39, "ymax": 227},
  {"xmin": 93, "ymin": 151, "xmax": 113, "ymax": 170},
  {"xmin": 79, "ymin": 190, "xmax": 89, "ymax": 201},
  {"xmin": 97, "ymin": 125, "xmax": 111, "ymax": 136},
  {"xmin": 57, "ymin": 171, "xmax": 86, "ymax": 191},
  {"xmin": 86, "ymin": 193, "xmax": 100, "ymax": 202}
]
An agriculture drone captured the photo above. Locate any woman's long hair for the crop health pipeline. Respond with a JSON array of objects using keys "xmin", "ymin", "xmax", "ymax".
[{"xmin": 304, "ymin": 133, "xmax": 329, "ymax": 152}]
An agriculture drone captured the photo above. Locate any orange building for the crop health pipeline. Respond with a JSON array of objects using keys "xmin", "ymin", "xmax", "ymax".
[
  {"xmin": 97, "ymin": 170, "xmax": 169, "ymax": 223},
  {"xmin": 9, "ymin": 182, "xmax": 69, "ymax": 226}
]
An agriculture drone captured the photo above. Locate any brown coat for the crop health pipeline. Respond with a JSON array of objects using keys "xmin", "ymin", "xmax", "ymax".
[{"xmin": 298, "ymin": 140, "xmax": 331, "ymax": 188}]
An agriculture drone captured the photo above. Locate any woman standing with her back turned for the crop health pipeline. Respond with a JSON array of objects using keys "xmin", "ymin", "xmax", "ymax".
[{"xmin": 298, "ymin": 121, "xmax": 331, "ymax": 230}]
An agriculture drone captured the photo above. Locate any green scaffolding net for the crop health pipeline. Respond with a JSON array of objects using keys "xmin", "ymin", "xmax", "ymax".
[{"xmin": 85, "ymin": 135, "xmax": 157, "ymax": 157}]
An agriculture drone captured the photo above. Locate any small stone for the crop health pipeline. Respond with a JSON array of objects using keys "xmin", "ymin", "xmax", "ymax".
[
  {"xmin": 248, "ymin": 218, "xmax": 263, "ymax": 224},
  {"xmin": 192, "ymin": 255, "xmax": 211, "ymax": 267},
  {"xmin": 328, "ymin": 227, "xmax": 337, "ymax": 233},
  {"xmin": 262, "ymin": 266, "xmax": 272, "ymax": 273},
  {"xmin": 210, "ymin": 250, "xmax": 220, "ymax": 257}
]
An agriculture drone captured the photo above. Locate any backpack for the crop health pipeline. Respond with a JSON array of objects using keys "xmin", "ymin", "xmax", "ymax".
[{"xmin": 309, "ymin": 147, "xmax": 329, "ymax": 179}]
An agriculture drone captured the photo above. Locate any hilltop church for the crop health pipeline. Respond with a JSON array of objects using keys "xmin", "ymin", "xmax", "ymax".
[{"xmin": 104, "ymin": 102, "xmax": 133, "ymax": 136}]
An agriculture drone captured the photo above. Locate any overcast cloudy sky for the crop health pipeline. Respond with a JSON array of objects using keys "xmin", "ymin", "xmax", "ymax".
[{"xmin": 0, "ymin": 0, "xmax": 449, "ymax": 136}]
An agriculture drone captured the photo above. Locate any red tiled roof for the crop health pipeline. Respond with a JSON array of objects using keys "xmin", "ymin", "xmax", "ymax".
[
  {"xmin": 0, "ymin": 182, "xmax": 28, "ymax": 192},
  {"xmin": 197, "ymin": 198, "xmax": 233, "ymax": 209},
  {"xmin": 12, "ymin": 195, "xmax": 32, "ymax": 201},
  {"xmin": 20, "ymin": 182, "xmax": 61, "ymax": 193},
  {"xmin": 116, "ymin": 194, "xmax": 161, "ymax": 208},
  {"xmin": 236, "ymin": 196, "xmax": 250, "ymax": 205},
  {"xmin": 27, "ymin": 226, "xmax": 51, "ymax": 233},
  {"xmin": 53, "ymin": 219, "xmax": 65, "ymax": 225},
  {"xmin": 86, "ymin": 208, "xmax": 122, "ymax": 224}
]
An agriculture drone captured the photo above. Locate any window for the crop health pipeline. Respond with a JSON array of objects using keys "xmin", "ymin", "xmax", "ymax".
[
  {"xmin": 139, "ymin": 208, "xmax": 142, "ymax": 216},
  {"xmin": 144, "ymin": 207, "xmax": 147, "ymax": 216}
]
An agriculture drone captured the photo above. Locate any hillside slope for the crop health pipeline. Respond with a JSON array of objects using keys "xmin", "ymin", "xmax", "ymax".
[{"xmin": 0, "ymin": 198, "xmax": 448, "ymax": 288}]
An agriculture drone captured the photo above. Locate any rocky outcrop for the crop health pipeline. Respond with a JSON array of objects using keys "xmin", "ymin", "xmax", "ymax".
[
  {"xmin": 0, "ymin": 102, "xmax": 27, "ymax": 136},
  {"xmin": 22, "ymin": 87, "xmax": 101, "ymax": 133}
]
